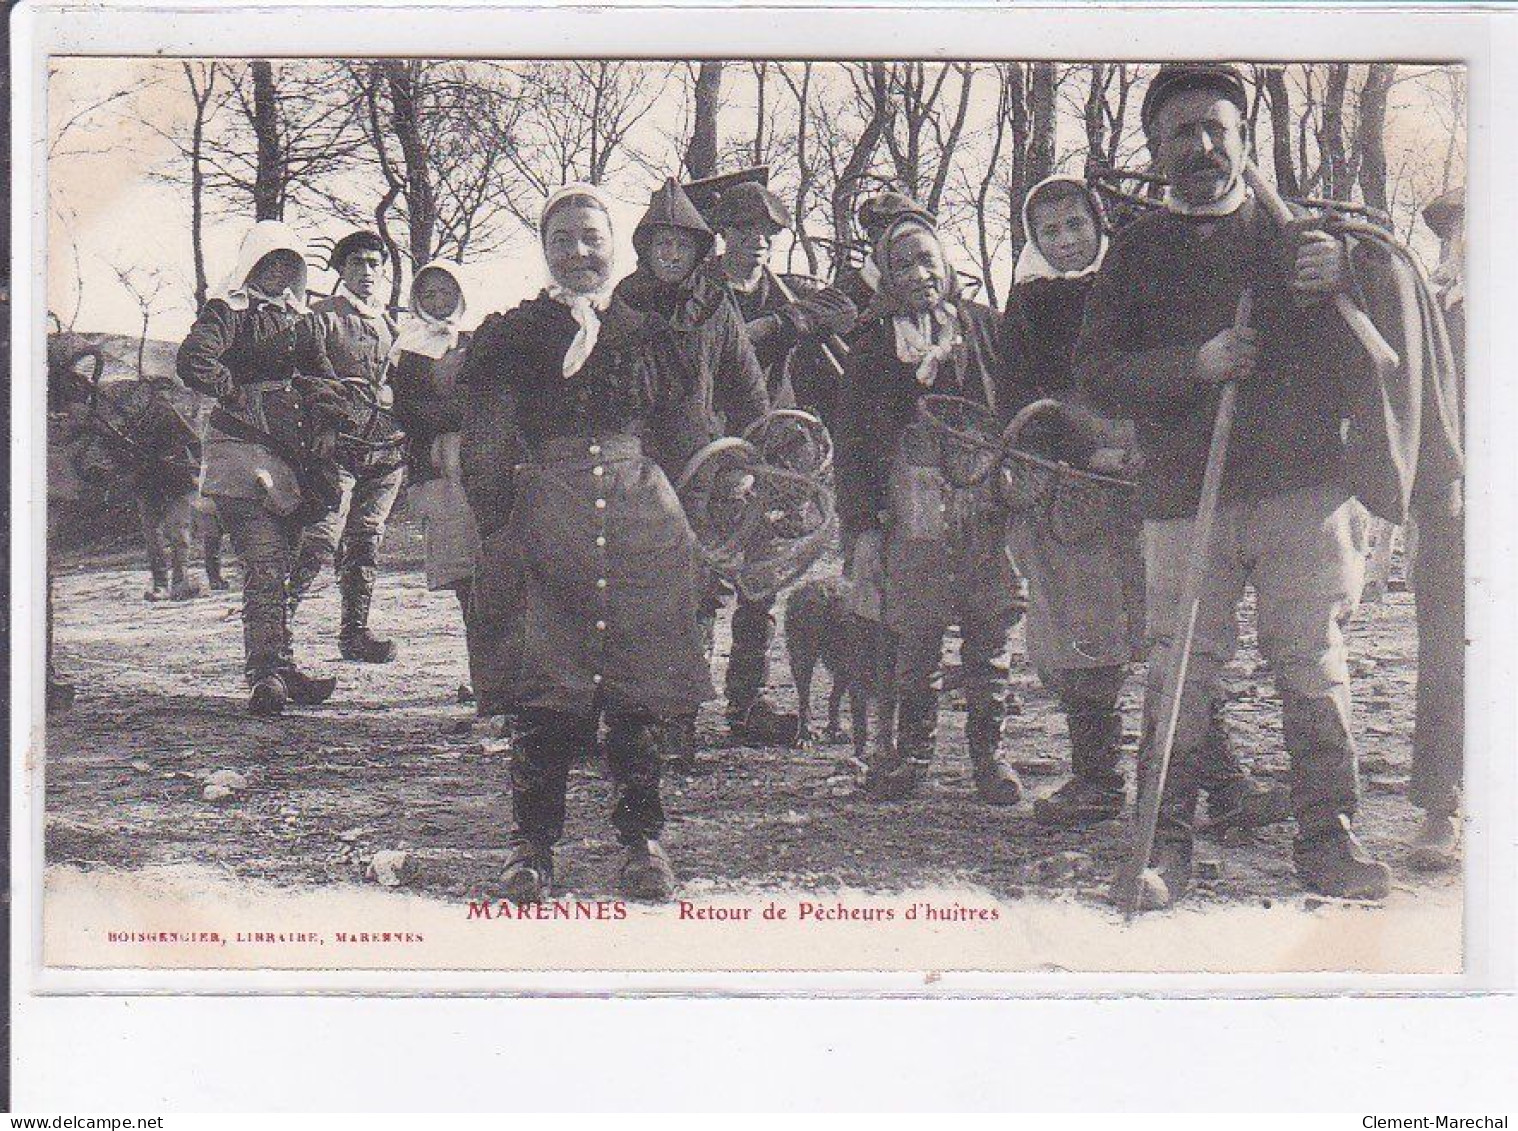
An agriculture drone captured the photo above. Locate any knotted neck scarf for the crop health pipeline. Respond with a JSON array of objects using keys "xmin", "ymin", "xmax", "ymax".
[
  {"xmin": 392, "ymin": 260, "xmax": 468, "ymax": 360},
  {"xmin": 877, "ymin": 212, "xmax": 962, "ymax": 387},
  {"xmin": 540, "ymin": 182, "xmax": 617, "ymax": 378}
]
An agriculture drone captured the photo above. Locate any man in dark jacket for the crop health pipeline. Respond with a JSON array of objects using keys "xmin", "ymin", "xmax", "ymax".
[
  {"xmin": 1074, "ymin": 64, "xmax": 1391, "ymax": 907},
  {"xmin": 712, "ymin": 181, "xmax": 857, "ymax": 742},
  {"xmin": 288, "ymin": 230, "xmax": 408, "ymax": 663}
]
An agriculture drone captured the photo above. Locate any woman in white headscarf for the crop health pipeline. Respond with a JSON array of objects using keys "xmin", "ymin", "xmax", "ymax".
[
  {"xmin": 389, "ymin": 259, "xmax": 480, "ymax": 699},
  {"xmin": 832, "ymin": 210, "xmax": 1026, "ymax": 805},
  {"xmin": 458, "ymin": 183, "xmax": 712, "ymax": 906},
  {"xmin": 176, "ymin": 220, "xmax": 341, "ymax": 717}
]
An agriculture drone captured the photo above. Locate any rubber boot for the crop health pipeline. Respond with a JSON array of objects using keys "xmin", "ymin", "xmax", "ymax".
[
  {"xmin": 280, "ymin": 665, "xmax": 337, "ymax": 706},
  {"xmin": 205, "ymin": 532, "xmax": 230, "ymax": 591},
  {"xmin": 1408, "ymin": 810, "xmax": 1461, "ymax": 872},
  {"xmin": 726, "ymin": 601, "xmax": 797, "ymax": 743},
  {"xmin": 967, "ymin": 702, "xmax": 1022, "ymax": 805},
  {"xmin": 1201, "ymin": 707, "xmax": 1291, "ymax": 829},
  {"xmin": 501, "ymin": 841, "xmax": 554, "ymax": 904},
  {"xmin": 338, "ymin": 567, "xmax": 397, "ymax": 663},
  {"xmin": 248, "ymin": 672, "xmax": 288, "ymax": 717}
]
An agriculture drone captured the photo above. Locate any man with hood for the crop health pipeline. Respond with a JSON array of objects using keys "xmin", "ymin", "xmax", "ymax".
[
  {"xmin": 176, "ymin": 220, "xmax": 340, "ymax": 716},
  {"xmin": 606, "ymin": 179, "xmax": 771, "ymax": 760},
  {"xmin": 288, "ymin": 230, "xmax": 408, "ymax": 664},
  {"xmin": 711, "ymin": 180, "xmax": 857, "ymax": 742},
  {"xmin": 1073, "ymin": 63, "xmax": 1392, "ymax": 907},
  {"xmin": 833, "ymin": 210, "xmax": 1026, "ymax": 805},
  {"xmin": 1004, "ymin": 173, "xmax": 1290, "ymax": 832}
]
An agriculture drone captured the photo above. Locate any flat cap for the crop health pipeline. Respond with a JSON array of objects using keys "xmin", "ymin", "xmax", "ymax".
[
  {"xmin": 1141, "ymin": 63, "xmax": 1249, "ymax": 136},
  {"xmin": 713, "ymin": 181, "xmax": 792, "ymax": 231}
]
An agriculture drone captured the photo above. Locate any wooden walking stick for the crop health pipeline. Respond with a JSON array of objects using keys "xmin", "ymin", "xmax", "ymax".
[{"xmin": 1119, "ymin": 288, "xmax": 1252, "ymax": 920}]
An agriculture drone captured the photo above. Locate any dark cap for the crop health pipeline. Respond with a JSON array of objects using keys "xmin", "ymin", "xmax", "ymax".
[
  {"xmin": 1141, "ymin": 63, "xmax": 1249, "ymax": 137},
  {"xmin": 1422, "ymin": 187, "xmax": 1464, "ymax": 240},
  {"xmin": 713, "ymin": 181, "xmax": 792, "ymax": 232},
  {"xmin": 329, "ymin": 230, "xmax": 387, "ymax": 272},
  {"xmin": 858, "ymin": 190, "xmax": 931, "ymax": 241}
]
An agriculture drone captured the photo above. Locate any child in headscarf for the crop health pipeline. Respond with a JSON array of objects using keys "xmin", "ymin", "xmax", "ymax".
[
  {"xmin": 389, "ymin": 259, "xmax": 480, "ymax": 702},
  {"xmin": 833, "ymin": 211, "xmax": 1026, "ymax": 804},
  {"xmin": 1003, "ymin": 175, "xmax": 1288, "ymax": 830},
  {"xmin": 458, "ymin": 182, "xmax": 720, "ymax": 905},
  {"xmin": 176, "ymin": 220, "xmax": 340, "ymax": 717}
]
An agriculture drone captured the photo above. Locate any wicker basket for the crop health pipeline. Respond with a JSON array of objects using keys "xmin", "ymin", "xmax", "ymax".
[
  {"xmin": 916, "ymin": 394, "xmax": 1003, "ymax": 487},
  {"xmin": 1000, "ymin": 398, "xmax": 1137, "ymax": 546}
]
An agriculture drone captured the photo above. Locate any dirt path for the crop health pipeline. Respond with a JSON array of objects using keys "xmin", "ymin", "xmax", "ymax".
[{"xmin": 43, "ymin": 529, "xmax": 1456, "ymax": 920}]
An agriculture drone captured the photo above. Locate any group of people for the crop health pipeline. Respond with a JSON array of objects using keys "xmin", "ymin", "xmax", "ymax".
[{"xmin": 49, "ymin": 63, "xmax": 1465, "ymax": 913}]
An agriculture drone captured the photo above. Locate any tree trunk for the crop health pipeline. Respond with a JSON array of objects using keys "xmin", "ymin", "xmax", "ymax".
[
  {"xmin": 1355, "ymin": 64, "xmax": 1397, "ymax": 213},
  {"xmin": 684, "ymin": 62, "xmax": 724, "ymax": 178},
  {"xmin": 1029, "ymin": 63, "xmax": 1057, "ymax": 181},
  {"xmin": 1321, "ymin": 63, "xmax": 1350, "ymax": 199},
  {"xmin": 752, "ymin": 62, "xmax": 767, "ymax": 166},
  {"xmin": 250, "ymin": 60, "xmax": 283, "ymax": 220},
  {"xmin": 784, "ymin": 64, "xmax": 820, "ymax": 276},
  {"xmin": 1084, "ymin": 64, "xmax": 1107, "ymax": 164},
  {"xmin": 1263, "ymin": 66, "xmax": 1300, "ymax": 197},
  {"xmin": 830, "ymin": 64, "xmax": 892, "ymax": 272},
  {"xmin": 385, "ymin": 60, "xmax": 435, "ymax": 279},
  {"xmin": 137, "ymin": 310, "xmax": 149, "ymax": 379}
]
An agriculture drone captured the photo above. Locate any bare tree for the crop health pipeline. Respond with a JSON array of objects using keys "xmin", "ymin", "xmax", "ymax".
[
  {"xmin": 200, "ymin": 59, "xmax": 370, "ymax": 222},
  {"xmin": 1262, "ymin": 65, "xmax": 1301, "ymax": 196},
  {"xmin": 111, "ymin": 265, "xmax": 171, "ymax": 377},
  {"xmin": 1355, "ymin": 63, "xmax": 1398, "ymax": 212},
  {"xmin": 778, "ymin": 63, "xmax": 822, "ymax": 275}
]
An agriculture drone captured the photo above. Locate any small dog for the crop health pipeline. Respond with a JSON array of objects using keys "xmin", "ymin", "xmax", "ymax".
[{"xmin": 783, "ymin": 575, "xmax": 881, "ymax": 765}]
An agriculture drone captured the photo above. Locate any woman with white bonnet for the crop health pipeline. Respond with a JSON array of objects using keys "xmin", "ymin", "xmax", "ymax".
[
  {"xmin": 832, "ymin": 208, "xmax": 1026, "ymax": 805},
  {"xmin": 176, "ymin": 220, "xmax": 341, "ymax": 717},
  {"xmin": 459, "ymin": 183, "xmax": 712, "ymax": 904},
  {"xmin": 389, "ymin": 259, "xmax": 480, "ymax": 702}
]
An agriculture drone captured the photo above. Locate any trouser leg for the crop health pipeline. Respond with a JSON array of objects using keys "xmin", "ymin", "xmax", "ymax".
[
  {"xmin": 165, "ymin": 492, "xmax": 195, "ymax": 589},
  {"xmin": 1140, "ymin": 508, "xmax": 1246, "ymax": 840},
  {"xmin": 203, "ymin": 511, "xmax": 226, "ymax": 586},
  {"xmin": 1246, "ymin": 484, "xmax": 1365, "ymax": 838},
  {"xmin": 219, "ymin": 497, "xmax": 298, "ymax": 683},
  {"xmin": 892, "ymin": 616, "xmax": 945, "ymax": 763},
  {"xmin": 289, "ymin": 469, "xmax": 353, "ymax": 611},
  {"xmin": 1409, "ymin": 495, "xmax": 1464, "ymax": 815},
  {"xmin": 336, "ymin": 466, "xmax": 405, "ymax": 652},
  {"xmin": 960, "ymin": 610, "xmax": 1011, "ymax": 750},
  {"xmin": 725, "ymin": 594, "xmax": 776, "ymax": 713},
  {"xmin": 605, "ymin": 710, "xmax": 665, "ymax": 845},
  {"xmin": 510, "ymin": 709, "xmax": 593, "ymax": 851},
  {"xmin": 136, "ymin": 493, "xmax": 169, "ymax": 587}
]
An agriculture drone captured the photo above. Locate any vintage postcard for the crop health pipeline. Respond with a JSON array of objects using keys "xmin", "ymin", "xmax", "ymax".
[{"xmin": 15, "ymin": 7, "xmax": 1490, "ymax": 992}]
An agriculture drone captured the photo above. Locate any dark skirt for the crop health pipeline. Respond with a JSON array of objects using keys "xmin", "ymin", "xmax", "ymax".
[{"xmin": 469, "ymin": 433, "xmax": 713, "ymax": 718}]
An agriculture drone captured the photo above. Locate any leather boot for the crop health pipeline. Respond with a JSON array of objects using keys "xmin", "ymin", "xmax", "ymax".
[
  {"xmin": 501, "ymin": 841, "xmax": 554, "ymax": 904},
  {"xmin": 1408, "ymin": 810, "xmax": 1461, "ymax": 872},
  {"xmin": 248, "ymin": 672, "xmax": 288, "ymax": 717},
  {"xmin": 1295, "ymin": 814, "xmax": 1392, "ymax": 900},
  {"xmin": 1035, "ymin": 705, "xmax": 1125, "ymax": 826},
  {"xmin": 280, "ymin": 665, "xmax": 337, "ymax": 707},
  {"xmin": 728, "ymin": 695, "xmax": 800, "ymax": 745},
  {"xmin": 1201, "ymin": 705, "xmax": 1290, "ymax": 828},
  {"xmin": 338, "ymin": 567, "xmax": 397, "ymax": 663},
  {"xmin": 617, "ymin": 839, "xmax": 677, "ymax": 902},
  {"xmin": 966, "ymin": 702, "xmax": 1022, "ymax": 805},
  {"xmin": 866, "ymin": 691, "xmax": 935, "ymax": 801}
]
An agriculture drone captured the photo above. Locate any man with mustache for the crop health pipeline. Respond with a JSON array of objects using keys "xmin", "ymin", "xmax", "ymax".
[
  {"xmin": 711, "ymin": 181, "xmax": 857, "ymax": 743},
  {"xmin": 1074, "ymin": 64, "xmax": 1391, "ymax": 908}
]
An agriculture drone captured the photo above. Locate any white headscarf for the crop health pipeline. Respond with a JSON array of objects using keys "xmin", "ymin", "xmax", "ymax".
[
  {"xmin": 540, "ymin": 182, "xmax": 616, "ymax": 378},
  {"xmin": 878, "ymin": 213, "xmax": 961, "ymax": 387},
  {"xmin": 1014, "ymin": 174, "xmax": 1110, "ymax": 284},
  {"xmin": 212, "ymin": 221, "xmax": 308, "ymax": 312},
  {"xmin": 392, "ymin": 259, "xmax": 468, "ymax": 360}
]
